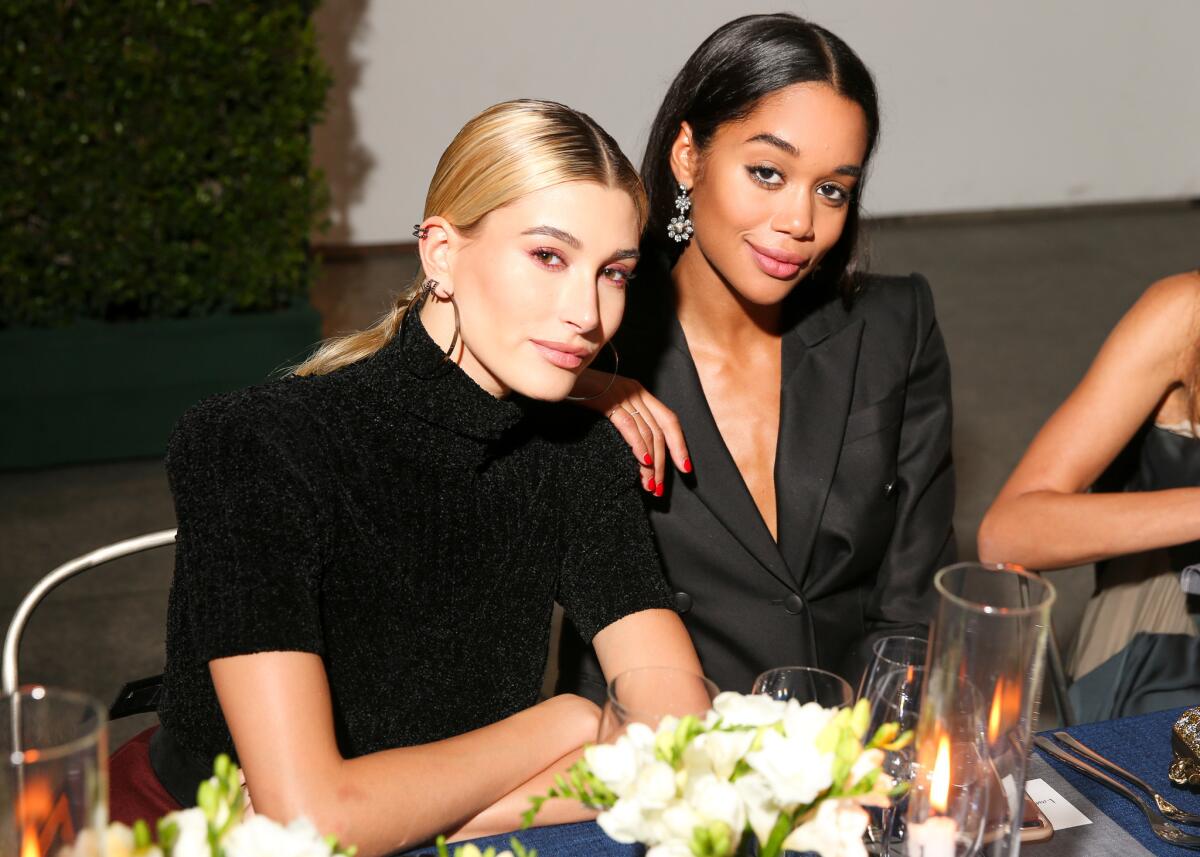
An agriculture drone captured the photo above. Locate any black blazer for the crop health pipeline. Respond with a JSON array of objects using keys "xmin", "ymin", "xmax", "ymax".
[{"xmin": 558, "ymin": 271, "xmax": 956, "ymax": 699}]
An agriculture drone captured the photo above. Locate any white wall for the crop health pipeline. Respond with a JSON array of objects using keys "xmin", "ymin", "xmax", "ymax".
[{"xmin": 314, "ymin": 0, "xmax": 1200, "ymax": 246}]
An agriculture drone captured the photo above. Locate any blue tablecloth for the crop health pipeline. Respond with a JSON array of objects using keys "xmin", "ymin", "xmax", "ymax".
[
  {"xmin": 402, "ymin": 821, "xmax": 640, "ymax": 856},
  {"xmin": 1037, "ymin": 706, "xmax": 1200, "ymax": 856}
]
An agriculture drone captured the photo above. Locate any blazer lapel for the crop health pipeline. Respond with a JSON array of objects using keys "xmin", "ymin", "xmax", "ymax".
[
  {"xmin": 775, "ymin": 309, "xmax": 864, "ymax": 588},
  {"xmin": 654, "ymin": 319, "xmax": 795, "ymax": 591}
]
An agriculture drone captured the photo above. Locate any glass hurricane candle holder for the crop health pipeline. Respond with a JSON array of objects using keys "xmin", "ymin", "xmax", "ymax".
[
  {"xmin": 0, "ymin": 687, "xmax": 107, "ymax": 857},
  {"xmin": 906, "ymin": 562, "xmax": 1055, "ymax": 857}
]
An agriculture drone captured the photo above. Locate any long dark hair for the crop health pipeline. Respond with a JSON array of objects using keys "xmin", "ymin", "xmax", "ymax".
[{"xmin": 641, "ymin": 13, "xmax": 880, "ymax": 304}]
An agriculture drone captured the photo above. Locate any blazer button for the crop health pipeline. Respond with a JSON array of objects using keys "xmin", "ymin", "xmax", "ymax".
[
  {"xmin": 783, "ymin": 594, "xmax": 805, "ymax": 615},
  {"xmin": 673, "ymin": 591, "xmax": 693, "ymax": 614},
  {"xmin": 883, "ymin": 479, "xmax": 897, "ymax": 498}
]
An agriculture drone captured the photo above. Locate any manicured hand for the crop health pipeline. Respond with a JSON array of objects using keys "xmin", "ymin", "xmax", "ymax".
[{"xmin": 569, "ymin": 369, "xmax": 692, "ymax": 494}]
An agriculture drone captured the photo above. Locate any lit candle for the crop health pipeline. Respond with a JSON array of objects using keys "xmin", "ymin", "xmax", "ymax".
[{"xmin": 909, "ymin": 735, "xmax": 958, "ymax": 857}]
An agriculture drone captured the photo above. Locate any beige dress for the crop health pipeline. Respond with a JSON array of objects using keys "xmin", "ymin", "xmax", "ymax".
[{"xmin": 1069, "ymin": 419, "xmax": 1199, "ymax": 679}]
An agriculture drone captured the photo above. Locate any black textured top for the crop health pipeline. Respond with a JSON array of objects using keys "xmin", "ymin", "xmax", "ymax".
[{"xmin": 156, "ymin": 311, "xmax": 671, "ymax": 775}]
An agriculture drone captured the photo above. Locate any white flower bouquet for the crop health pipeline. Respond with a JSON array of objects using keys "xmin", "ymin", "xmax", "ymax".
[
  {"xmin": 66, "ymin": 755, "xmax": 533, "ymax": 857},
  {"xmin": 524, "ymin": 693, "xmax": 910, "ymax": 857}
]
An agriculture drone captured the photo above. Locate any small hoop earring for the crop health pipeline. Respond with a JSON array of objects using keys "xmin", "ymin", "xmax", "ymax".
[
  {"xmin": 667, "ymin": 184, "xmax": 694, "ymax": 243},
  {"xmin": 400, "ymin": 278, "xmax": 461, "ymax": 375},
  {"xmin": 564, "ymin": 341, "xmax": 620, "ymax": 401}
]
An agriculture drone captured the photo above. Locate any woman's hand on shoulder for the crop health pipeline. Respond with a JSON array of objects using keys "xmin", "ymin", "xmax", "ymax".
[{"xmin": 570, "ymin": 369, "xmax": 691, "ymax": 494}]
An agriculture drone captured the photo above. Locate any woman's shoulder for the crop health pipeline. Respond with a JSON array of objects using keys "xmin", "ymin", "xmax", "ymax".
[
  {"xmin": 807, "ymin": 271, "xmax": 938, "ymax": 346},
  {"xmin": 848, "ymin": 271, "xmax": 935, "ymax": 318},
  {"xmin": 521, "ymin": 402, "xmax": 641, "ymax": 486},
  {"xmin": 1136, "ymin": 270, "xmax": 1200, "ymax": 323},
  {"xmin": 166, "ymin": 374, "xmax": 335, "ymax": 482},
  {"xmin": 1111, "ymin": 271, "xmax": 1200, "ymax": 374}
]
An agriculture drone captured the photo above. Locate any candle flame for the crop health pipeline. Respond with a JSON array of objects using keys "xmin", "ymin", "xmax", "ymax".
[
  {"xmin": 20, "ymin": 826, "xmax": 39, "ymax": 857},
  {"xmin": 931, "ymin": 734, "xmax": 951, "ymax": 813},
  {"xmin": 17, "ymin": 779, "xmax": 52, "ymax": 819},
  {"xmin": 988, "ymin": 677, "xmax": 1004, "ymax": 743}
]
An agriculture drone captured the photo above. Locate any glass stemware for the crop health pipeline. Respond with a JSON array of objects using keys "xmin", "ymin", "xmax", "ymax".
[
  {"xmin": 598, "ymin": 666, "xmax": 719, "ymax": 742},
  {"xmin": 858, "ymin": 635, "xmax": 928, "ymax": 701},
  {"xmin": 751, "ymin": 665, "xmax": 853, "ymax": 708},
  {"xmin": 863, "ymin": 666, "xmax": 925, "ymax": 856}
]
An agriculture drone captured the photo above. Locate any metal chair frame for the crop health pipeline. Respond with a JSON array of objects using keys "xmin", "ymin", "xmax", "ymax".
[{"xmin": 2, "ymin": 529, "xmax": 177, "ymax": 698}]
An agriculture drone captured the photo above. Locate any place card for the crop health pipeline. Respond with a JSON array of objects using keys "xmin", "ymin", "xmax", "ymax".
[{"xmin": 1026, "ymin": 777, "xmax": 1093, "ymax": 830}]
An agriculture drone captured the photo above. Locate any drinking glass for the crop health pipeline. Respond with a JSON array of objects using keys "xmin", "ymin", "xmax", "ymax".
[
  {"xmin": 858, "ymin": 635, "xmax": 928, "ymax": 702},
  {"xmin": 0, "ymin": 686, "xmax": 107, "ymax": 857},
  {"xmin": 598, "ymin": 666, "xmax": 719, "ymax": 742},
  {"xmin": 752, "ymin": 665, "xmax": 853, "ymax": 708},
  {"xmin": 906, "ymin": 563, "xmax": 1055, "ymax": 857},
  {"xmin": 863, "ymin": 665, "xmax": 925, "ymax": 856}
]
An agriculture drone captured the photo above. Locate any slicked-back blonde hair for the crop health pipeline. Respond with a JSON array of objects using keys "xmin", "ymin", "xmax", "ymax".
[{"xmin": 295, "ymin": 100, "xmax": 647, "ymax": 377}]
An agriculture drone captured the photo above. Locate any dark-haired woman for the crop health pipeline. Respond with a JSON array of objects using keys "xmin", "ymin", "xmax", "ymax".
[{"xmin": 559, "ymin": 13, "xmax": 955, "ymax": 698}]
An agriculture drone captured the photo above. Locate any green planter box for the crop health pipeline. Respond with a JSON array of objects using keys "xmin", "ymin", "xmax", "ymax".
[{"xmin": 1, "ymin": 304, "xmax": 321, "ymax": 470}]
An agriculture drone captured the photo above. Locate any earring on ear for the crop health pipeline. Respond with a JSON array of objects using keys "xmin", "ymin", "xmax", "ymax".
[
  {"xmin": 667, "ymin": 184, "xmax": 694, "ymax": 243},
  {"xmin": 412, "ymin": 224, "xmax": 429, "ymax": 239}
]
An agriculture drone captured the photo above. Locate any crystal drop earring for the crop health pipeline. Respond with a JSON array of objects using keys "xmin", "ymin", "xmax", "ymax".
[{"xmin": 667, "ymin": 184, "xmax": 694, "ymax": 243}]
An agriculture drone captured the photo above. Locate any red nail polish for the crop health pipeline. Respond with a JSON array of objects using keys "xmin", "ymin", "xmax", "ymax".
[
  {"xmin": 655, "ymin": 483, "xmax": 664, "ymax": 497},
  {"xmin": 643, "ymin": 453, "xmax": 653, "ymax": 466},
  {"xmin": 647, "ymin": 478, "xmax": 656, "ymax": 492},
  {"xmin": 683, "ymin": 457, "xmax": 693, "ymax": 473}
]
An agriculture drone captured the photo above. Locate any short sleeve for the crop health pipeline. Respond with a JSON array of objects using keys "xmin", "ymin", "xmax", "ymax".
[
  {"xmin": 165, "ymin": 395, "xmax": 328, "ymax": 662},
  {"xmin": 555, "ymin": 424, "xmax": 673, "ymax": 642}
]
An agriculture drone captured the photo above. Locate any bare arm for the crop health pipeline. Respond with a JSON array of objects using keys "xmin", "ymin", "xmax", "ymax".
[
  {"xmin": 978, "ymin": 273, "xmax": 1200, "ymax": 569},
  {"xmin": 210, "ymin": 653, "xmax": 599, "ymax": 857},
  {"xmin": 448, "ymin": 608, "xmax": 704, "ymax": 839}
]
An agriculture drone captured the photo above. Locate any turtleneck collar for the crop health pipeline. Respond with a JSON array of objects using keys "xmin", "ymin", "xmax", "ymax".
[{"xmin": 370, "ymin": 309, "xmax": 524, "ymax": 442}]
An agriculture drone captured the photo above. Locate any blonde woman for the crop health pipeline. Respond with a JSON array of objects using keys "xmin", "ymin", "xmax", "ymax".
[
  {"xmin": 109, "ymin": 100, "xmax": 701, "ymax": 855},
  {"xmin": 979, "ymin": 270, "xmax": 1200, "ymax": 718}
]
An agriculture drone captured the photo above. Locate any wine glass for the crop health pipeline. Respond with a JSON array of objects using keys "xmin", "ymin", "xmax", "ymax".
[
  {"xmin": 751, "ymin": 665, "xmax": 853, "ymax": 708},
  {"xmin": 598, "ymin": 666, "xmax": 719, "ymax": 742},
  {"xmin": 857, "ymin": 635, "xmax": 928, "ymax": 702},
  {"xmin": 863, "ymin": 666, "xmax": 925, "ymax": 856}
]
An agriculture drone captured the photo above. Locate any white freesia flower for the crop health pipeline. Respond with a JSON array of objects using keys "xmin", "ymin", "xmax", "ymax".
[
  {"xmin": 782, "ymin": 699, "xmax": 839, "ymax": 743},
  {"xmin": 632, "ymin": 760, "xmax": 678, "ymax": 809},
  {"xmin": 168, "ymin": 808, "xmax": 213, "ymax": 857},
  {"xmin": 686, "ymin": 774, "xmax": 745, "ymax": 839},
  {"xmin": 711, "ymin": 691, "xmax": 787, "ymax": 727},
  {"xmin": 783, "ymin": 799, "xmax": 870, "ymax": 857},
  {"xmin": 746, "ymin": 727, "xmax": 836, "ymax": 806},
  {"xmin": 222, "ymin": 815, "xmax": 335, "ymax": 857},
  {"xmin": 646, "ymin": 842, "xmax": 695, "ymax": 857},
  {"xmin": 539, "ymin": 691, "xmax": 903, "ymax": 857},
  {"xmin": 684, "ymin": 728, "xmax": 756, "ymax": 781},
  {"xmin": 585, "ymin": 740, "xmax": 640, "ymax": 794},
  {"xmin": 625, "ymin": 721, "xmax": 658, "ymax": 753},
  {"xmin": 659, "ymin": 799, "xmax": 704, "ymax": 841},
  {"xmin": 733, "ymin": 771, "xmax": 782, "ymax": 846},
  {"xmin": 597, "ymin": 796, "xmax": 653, "ymax": 844}
]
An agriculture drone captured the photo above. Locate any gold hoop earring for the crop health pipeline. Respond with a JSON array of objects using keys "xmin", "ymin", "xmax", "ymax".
[{"xmin": 564, "ymin": 341, "xmax": 620, "ymax": 401}]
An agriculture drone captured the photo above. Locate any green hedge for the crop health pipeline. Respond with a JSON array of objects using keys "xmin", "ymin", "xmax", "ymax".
[{"xmin": 0, "ymin": 1, "xmax": 331, "ymax": 327}]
